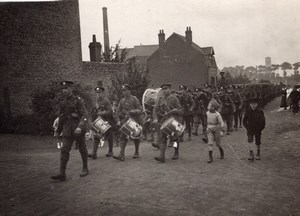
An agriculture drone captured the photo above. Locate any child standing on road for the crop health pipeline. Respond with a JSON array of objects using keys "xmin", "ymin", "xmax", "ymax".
[
  {"xmin": 206, "ymin": 99, "xmax": 225, "ymax": 163},
  {"xmin": 53, "ymin": 117, "xmax": 63, "ymax": 149},
  {"xmin": 243, "ymin": 98, "xmax": 265, "ymax": 161}
]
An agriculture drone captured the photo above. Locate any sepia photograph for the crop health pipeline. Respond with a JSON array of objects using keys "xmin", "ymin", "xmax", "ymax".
[{"xmin": 0, "ymin": 0, "xmax": 300, "ymax": 215}]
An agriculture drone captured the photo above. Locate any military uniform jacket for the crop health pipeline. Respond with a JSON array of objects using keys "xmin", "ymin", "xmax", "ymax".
[
  {"xmin": 57, "ymin": 96, "xmax": 88, "ymax": 137},
  {"xmin": 194, "ymin": 93, "xmax": 209, "ymax": 115},
  {"xmin": 117, "ymin": 95, "xmax": 143, "ymax": 125},
  {"xmin": 231, "ymin": 92, "xmax": 243, "ymax": 110},
  {"xmin": 91, "ymin": 97, "xmax": 116, "ymax": 127},
  {"xmin": 243, "ymin": 109, "xmax": 265, "ymax": 133},
  {"xmin": 179, "ymin": 92, "xmax": 195, "ymax": 116},
  {"xmin": 153, "ymin": 94, "xmax": 183, "ymax": 124},
  {"xmin": 220, "ymin": 94, "xmax": 235, "ymax": 115}
]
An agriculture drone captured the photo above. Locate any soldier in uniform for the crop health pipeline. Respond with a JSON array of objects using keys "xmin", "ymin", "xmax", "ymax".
[
  {"xmin": 51, "ymin": 81, "xmax": 89, "ymax": 181},
  {"xmin": 219, "ymin": 87, "xmax": 236, "ymax": 135},
  {"xmin": 153, "ymin": 83, "xmax": 183, "ymax": 163},
  {"xmin": 88, "ymin": 82, "xmax": 116, "ymax": 159},
  {"xmin": 192, "ymin": 88, "xmax": 208, "ymax": 141},
  {"xmin": 217, "ymin": 71, "xmax": 228, "ymax": 89},
  {"xmin": 230, "ymin": 86, "xmax": 244, "ymax": 131},
  {"xmin": 113, "ymin": 84, "xmax": 143, "ymax": 161},
  {"xmin": 178, "ymin": 85, "xmax": 195, "ymax": 141}
]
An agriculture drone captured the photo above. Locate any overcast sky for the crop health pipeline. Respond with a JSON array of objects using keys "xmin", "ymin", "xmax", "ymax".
[{"xmin": 78, "ymin": 0, "xmax": 300, "ymax": 69}]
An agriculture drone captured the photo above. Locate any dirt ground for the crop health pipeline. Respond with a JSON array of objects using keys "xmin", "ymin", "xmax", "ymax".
[{"xmin": 0, "ymin": 96, "xmax": 300, "ymax": 216}]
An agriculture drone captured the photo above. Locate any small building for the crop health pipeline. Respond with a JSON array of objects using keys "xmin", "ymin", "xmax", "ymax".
[{"xmin": 147, "ymin": 27, "xmax": 218, "ymax": 89}]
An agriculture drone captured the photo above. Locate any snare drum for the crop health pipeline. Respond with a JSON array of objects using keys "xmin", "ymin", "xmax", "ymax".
[
  {"xmin": 91, "ymin": 117, "xmax": 111, "ymax": 138},
  {"xmin": 160, "ymin": 117, "xmax": 185, "ymax": 136},
  {"xmin": 142, "ymin": 88, "xmax": 162, "ymax": 115},
  {"xmin": 119, "ymin": 118, "xmax": 143, "ymax": 139}
]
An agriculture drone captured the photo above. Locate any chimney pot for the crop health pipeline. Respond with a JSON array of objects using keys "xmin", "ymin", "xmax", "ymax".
[
  {"xmin": 185, "ymin": 26, "xmax": 192, "ymax": 44},
  {"xmin": 92, "ymin": 35, "xmax": 96, "ymax": 42},
  {"xmin": 158, "ymin": 29, "xmax": 165, "ymax": 47}
]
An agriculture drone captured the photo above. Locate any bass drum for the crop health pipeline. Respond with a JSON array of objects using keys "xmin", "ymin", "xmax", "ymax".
[{"xmin": 142, "ymin": 88, "xmax": 163, "ymax": 115}]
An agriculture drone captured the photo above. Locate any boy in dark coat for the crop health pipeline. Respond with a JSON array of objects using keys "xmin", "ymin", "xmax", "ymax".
[{"xmin": 243, "ymin": 98, "xmax": 265, "ymax": 161}]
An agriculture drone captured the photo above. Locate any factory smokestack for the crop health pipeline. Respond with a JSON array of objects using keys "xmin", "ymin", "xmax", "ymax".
[{"xmin": 102, "ymin": 7, "xmax": 110, "ymax": 60}]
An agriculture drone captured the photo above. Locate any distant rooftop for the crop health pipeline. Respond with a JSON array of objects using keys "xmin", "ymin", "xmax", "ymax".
[{"xmin": 120, "ymin": 45, "xmax": 159, "ymax": 59}]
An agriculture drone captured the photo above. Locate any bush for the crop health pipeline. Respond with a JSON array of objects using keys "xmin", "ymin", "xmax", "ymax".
[{"xmin": 26, "ymin": 81, "xmax": 93, "ymax": 135}]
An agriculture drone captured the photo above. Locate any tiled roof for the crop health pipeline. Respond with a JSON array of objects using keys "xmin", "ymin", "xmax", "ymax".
[{"xmin": 119, "ymin": 45, "xmax": 159, "ymax": 59}]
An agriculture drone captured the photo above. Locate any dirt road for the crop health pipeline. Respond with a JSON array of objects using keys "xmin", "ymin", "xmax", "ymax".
[{"xmin": 1, "ymin": 97, "xmax": 299, "ymax": 216}]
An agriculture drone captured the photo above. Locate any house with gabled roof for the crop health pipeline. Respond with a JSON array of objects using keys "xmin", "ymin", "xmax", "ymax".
[{"xmin": 147, "ymin": 27, "xmax": 218, "ymax": 90}]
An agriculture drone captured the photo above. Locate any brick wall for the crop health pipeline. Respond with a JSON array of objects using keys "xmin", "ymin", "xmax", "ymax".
[
  {"xmin": 0, "ymin": 1, "xmax": 125, "ymax": 117},
  {"xmin": 0, "ymin": 0, "xmax": 82, "ymax": 116},
  {"xmin": 81, "ymin": 62, "xmax": 125, "ymax": 102}
]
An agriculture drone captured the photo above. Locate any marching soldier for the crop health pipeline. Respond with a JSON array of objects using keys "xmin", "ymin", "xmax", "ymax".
[
  {"xmin": 51, "ymin": 81, "xmax": 89, "ymax": 181},
  {"xmin": 88, "ymin": 82, "xmax": 116, "ymax": 159},
  {"xmin": 193, "ymin": 88, "xmax": 208, "ymax": 141},
  {"xmin": 113, "ymin": 84, "xmax": 143, "ymax": 161},
  {"xmin": 178, "ymin": 85, "xmax": 195, "ymax": 141},
  {"xmin": 217, "ymin": 71, "xmax": 228, "ymax": 88},
  {"xmin": 153, "ymin": 83, "xmax": 183, "ymax": 162},
  {"xmin": 230, "ymin": 86, "xmax": 244, "ymax": 131},
  {"xmin": 219, "ymin": 87, "xmax": 236, "ymax": 135}
]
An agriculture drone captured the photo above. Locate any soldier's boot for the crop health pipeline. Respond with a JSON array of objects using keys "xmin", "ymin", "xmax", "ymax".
[
  {"xmin": 168, "ymin": 137, "xmax": 173, "ymax": 147},
  {"xmin": 172, "ymin": 145, "xmax": 179, "ymax": 160},
  {"xmin": 179, "ymin": 134, "xmax": 184, "ymax": 142},
  {"xmin": 218, "ymin": 147, "xmax": 224, "ymax": 159},
  {"xmin": 152, "ymin": 143, "xmax": 160, "ymax": 149},
  {"xmin": 51, "ymin": 153, "xmax": 68, "ymax": 181},
  {"xmin": 80, "ymin": 151, "xmax": 89, "ymax": 177},
  {"xmin": 154, "ymin": 142, "xmax": 166, "ymax": 163},
  {"xmin": 133, "ymin": 141, "xmax": 140, "ymax": 159},
  {"xmin": 105, "ymin": 137, "xmax": 114, "ymax": 157},
  {"xmin": 207, "ymin": 151, "xmax": 213, "ymax": 163},
  {"xmin": 256, "ymin": 146, "xmax": 261, "ymax": 160},
  {"xmin": 202, "ymin": 127, "xmax": 207, "ymax": 135},
  {"xmin": 248, "ymin": 150, "xmax": 254, "ymax": 161},
  {"xmin": 192, "ymin": 125, "xmax": 199, "ymax": 136},
  {"xmin": 113, "ymin": 141, "xmax": 126, "ymax": 161},
  {"xmin": 188, "ymin": 132, "xmax": 192, "ymax": 141},
  {"xmin": 88, "ymin": 142, "xmax": 98, "ymax": 159}
]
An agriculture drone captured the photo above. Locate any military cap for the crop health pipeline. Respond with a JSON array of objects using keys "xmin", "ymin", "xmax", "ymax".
[
  {"xmin": 121, "ymin": 84, "xmax": 131, "ymax": 90},
  {"xmin": 179, "ymin": 85, "xmax": 187, "ymax": 90},
  {"xmin": 209, "ymin": 99, "xmax": 220, "ymax": 109},
  {"xmin": 60, "ymin": 81, "xmax": 74, "ymax": 88},
  {"xmin": 161, "ymin": 83, "xmax": 172, "ymax": 88}
]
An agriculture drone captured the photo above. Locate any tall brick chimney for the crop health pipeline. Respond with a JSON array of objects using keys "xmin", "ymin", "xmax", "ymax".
[
  {"xmin": 102, "ymin": 7, "xmax": 110, "ymax": 60},
  {"xmin": 185, "ymin": 27, "xmax": 192, "ymax": 45},
  {"xmin": 89, "ymin": 35, "xmax": 102, "ymax": 62},
  {"xmin": 158, "ymin": 29, "xmax": 165, "ymax": 47}
]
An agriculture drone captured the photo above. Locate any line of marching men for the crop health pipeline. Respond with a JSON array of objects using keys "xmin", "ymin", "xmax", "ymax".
[{"xmin": 50, "ymin": 80, "xmax": 282, "ymax": 181}]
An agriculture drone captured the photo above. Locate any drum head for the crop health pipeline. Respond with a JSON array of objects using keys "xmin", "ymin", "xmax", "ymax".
[{"xmin": 142, "ymin": 88, "xmax": 162, "ymax": 114}]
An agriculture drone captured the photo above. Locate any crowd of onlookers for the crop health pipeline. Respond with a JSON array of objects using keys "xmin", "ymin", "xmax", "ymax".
[{"xmin": 280, "ymin": 84, "xmax": 300, "ymax": 114}]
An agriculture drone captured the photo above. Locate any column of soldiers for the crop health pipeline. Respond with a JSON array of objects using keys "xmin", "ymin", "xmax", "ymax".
[{"xmin": 51, "ymin": 79, "xmax": 282, "ymax": 181}]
